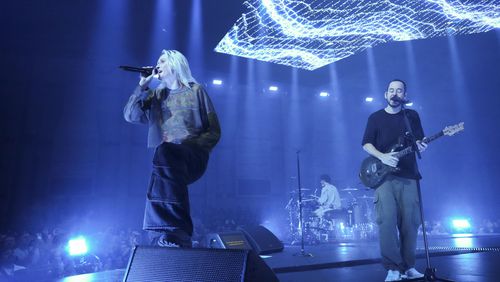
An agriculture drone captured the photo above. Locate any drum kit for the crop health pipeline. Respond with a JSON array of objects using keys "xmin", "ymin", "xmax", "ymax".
[{"xmin": 286, "ymin": 186, "xmax": 378, "ymax": 244}]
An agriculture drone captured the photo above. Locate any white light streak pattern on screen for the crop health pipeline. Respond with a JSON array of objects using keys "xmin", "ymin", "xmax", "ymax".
[{"xmin": 215, "ymin": 0, "xmax": 500, "ymax": 70}]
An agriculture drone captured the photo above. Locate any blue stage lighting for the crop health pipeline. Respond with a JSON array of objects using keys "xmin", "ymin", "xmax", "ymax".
[
  {"xmin": 451, "ymin": 218, "xmax": 472, "ymax": 233},
  {"xmin": 212, "ymin": 79, "xmax": 223, "ymax": 85},
  {"xmin": 452, "ymin": 219, "xmax": 471, "ymax": 229},
  {"xmin": 365, "ymin": 97, "xmax": 374, "ymax": 102},
  {"xmin": 215, "ymin": 0, "xmax": 500, "ymax": 70},
  {"xmin": 269, "ymin": 85, "xmax": 278, "ymax": 91},
  {"xmin": 67, "ymin": 236, "xmax": 89, "ymax": 256},
  {"xmin": 319, "ymin": 91, "xmax": 329, "ymax": 97},
  {"xmin": 452, "ymin": 236, "xmax": 474, "ymax": 248}
]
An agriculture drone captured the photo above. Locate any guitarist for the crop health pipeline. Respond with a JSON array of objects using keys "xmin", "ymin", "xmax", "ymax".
[{"xmin": 361, "ymin": 79, "xmax": 427, "ymax": 282}]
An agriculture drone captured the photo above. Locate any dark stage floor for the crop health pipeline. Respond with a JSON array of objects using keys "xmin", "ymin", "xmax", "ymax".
[{"xmin": 60, "ymin": 234, "xmax": 500, "ymax": 282}]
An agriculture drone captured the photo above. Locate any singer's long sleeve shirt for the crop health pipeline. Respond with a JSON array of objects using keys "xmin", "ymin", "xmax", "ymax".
[{"xmin": 124, "ymin": 83, "xmax": 221, "ymax": 152}]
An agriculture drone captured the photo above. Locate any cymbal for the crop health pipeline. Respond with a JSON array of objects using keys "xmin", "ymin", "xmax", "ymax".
[
  {"xmin": 342, "ymin": 187, "xmax": 359, "ymax": 191},
  {"xmin": 289, "ymin": 188, "xmax": 311, "ymax": 194},
  {"xmin": 302, "ymin": 198, "xmax": 316, "ymax": 202}
]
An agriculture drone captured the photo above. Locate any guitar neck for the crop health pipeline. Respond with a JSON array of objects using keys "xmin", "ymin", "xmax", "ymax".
[{"xmin": 394, "ymin": 130, "xmax": 444, "ymax": 158}]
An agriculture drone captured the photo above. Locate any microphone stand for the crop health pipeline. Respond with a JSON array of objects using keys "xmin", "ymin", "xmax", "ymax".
[
  {"xmin": 401, "ymin": 105, "xmax": 453, "ymax": 282},
  {"xmin": 293, "ymin": 150, "xmax": 313, "ymax": 257}
]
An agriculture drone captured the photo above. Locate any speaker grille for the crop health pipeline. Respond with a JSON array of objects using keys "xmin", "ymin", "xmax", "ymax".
[{"xmin": 124, "ymin": 247, "xmax": 247, "ymax": 282}]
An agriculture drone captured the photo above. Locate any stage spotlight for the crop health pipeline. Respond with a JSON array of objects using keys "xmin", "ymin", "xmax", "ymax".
[
  {"xmin": 67, "ymin": 236, "xmax": 89, "ymax": 256},
  {"xmin": 452, "ymin": 219, "xmax": 471, "ymax": 229},
  {"xmin": 365, "ymin": 97, "xmax": 374, "ymax": 102},
  {"xmin": 451, "ymin": 218, "xmax": 472, "ymax": 234},
  {"xmin": 269, "ymin": 86, "xmax": 278, "ymax": 91},
  {"xmin": 212, "ymin": 79, "xmax": 223, "ymax": 85},
  {"xmin": 319, "ymin": 91, "xmax": 329, "ymax": 97},
  {"xmin": 405, "ymin": 102, "xmax": 413, "ymax": 106}
]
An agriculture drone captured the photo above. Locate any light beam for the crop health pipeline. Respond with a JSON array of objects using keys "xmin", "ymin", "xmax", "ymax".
[{"xmin": 215, "ymin": 0, "xmax": 500, "ymax": 70}]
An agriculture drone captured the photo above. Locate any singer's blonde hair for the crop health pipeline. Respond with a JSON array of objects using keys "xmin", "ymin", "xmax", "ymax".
[{"xmin": 160, "ymin": 50, "xmax": 197, "ymax": 88}]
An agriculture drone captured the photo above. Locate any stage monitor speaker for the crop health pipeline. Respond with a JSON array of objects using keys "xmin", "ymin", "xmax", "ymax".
[
  {"xmin": 238, "ymin": 225, "xmax": 284, "ymax": 255},
  {"xmin": 206, "ymin": 231, "xmax": 253, "ymax": 250},
  {"xmin": 123, "ymin": 245, "xmax": 278, "ymax": 282}
]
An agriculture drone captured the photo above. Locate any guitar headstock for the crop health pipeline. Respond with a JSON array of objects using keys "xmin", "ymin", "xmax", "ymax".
[{"xmin": 443, "ymin": 122, "xmax": 464, "ymax": 136}]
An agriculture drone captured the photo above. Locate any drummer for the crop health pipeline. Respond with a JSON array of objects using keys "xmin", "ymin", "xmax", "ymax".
[{"xmin": 314, "ymin": 174, "xmax": 341, "ymax": 218}]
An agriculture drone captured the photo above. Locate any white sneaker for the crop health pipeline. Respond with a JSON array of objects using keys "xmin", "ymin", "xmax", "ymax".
[
  {"xmin": 385, "ymin": 270, "xmax": 403, "ymax": 281},
  {"xmin": 405, "ymin": 268, "xmax": 424, "ymax": 279}
]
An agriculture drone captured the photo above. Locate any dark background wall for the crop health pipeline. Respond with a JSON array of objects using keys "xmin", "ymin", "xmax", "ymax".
[{"xmin": 1, "ymin": 0, "xmax": 499, "ymax": 235}]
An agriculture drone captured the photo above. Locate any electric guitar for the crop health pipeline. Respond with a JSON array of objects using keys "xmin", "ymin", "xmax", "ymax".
[{"xmin": 359, "ymin": 122, "xmax": 464, "ymax": 189}]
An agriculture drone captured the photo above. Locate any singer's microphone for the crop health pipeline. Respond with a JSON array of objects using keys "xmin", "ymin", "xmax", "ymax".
[
  {"xmin": 119, "ymin": 66, "xmax": 156, "ymax": 76},
  {"xmin": 391, "ymin": 96, "xmax": 410, "ymax": 104}
]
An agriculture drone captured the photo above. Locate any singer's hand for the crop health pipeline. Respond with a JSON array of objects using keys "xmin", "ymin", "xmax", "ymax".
[
  {"xmin": 379, "ymin": 152, "xmax": 399, "ymax": 167},
  {"xmin": 139, "ymin": 66, "xmax": 155, "ymax": 89}
]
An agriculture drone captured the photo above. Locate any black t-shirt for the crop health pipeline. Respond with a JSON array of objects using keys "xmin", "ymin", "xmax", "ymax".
[{"xmin": 362, "ymin": 109, "xmax": 425, "ymax": 179}]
